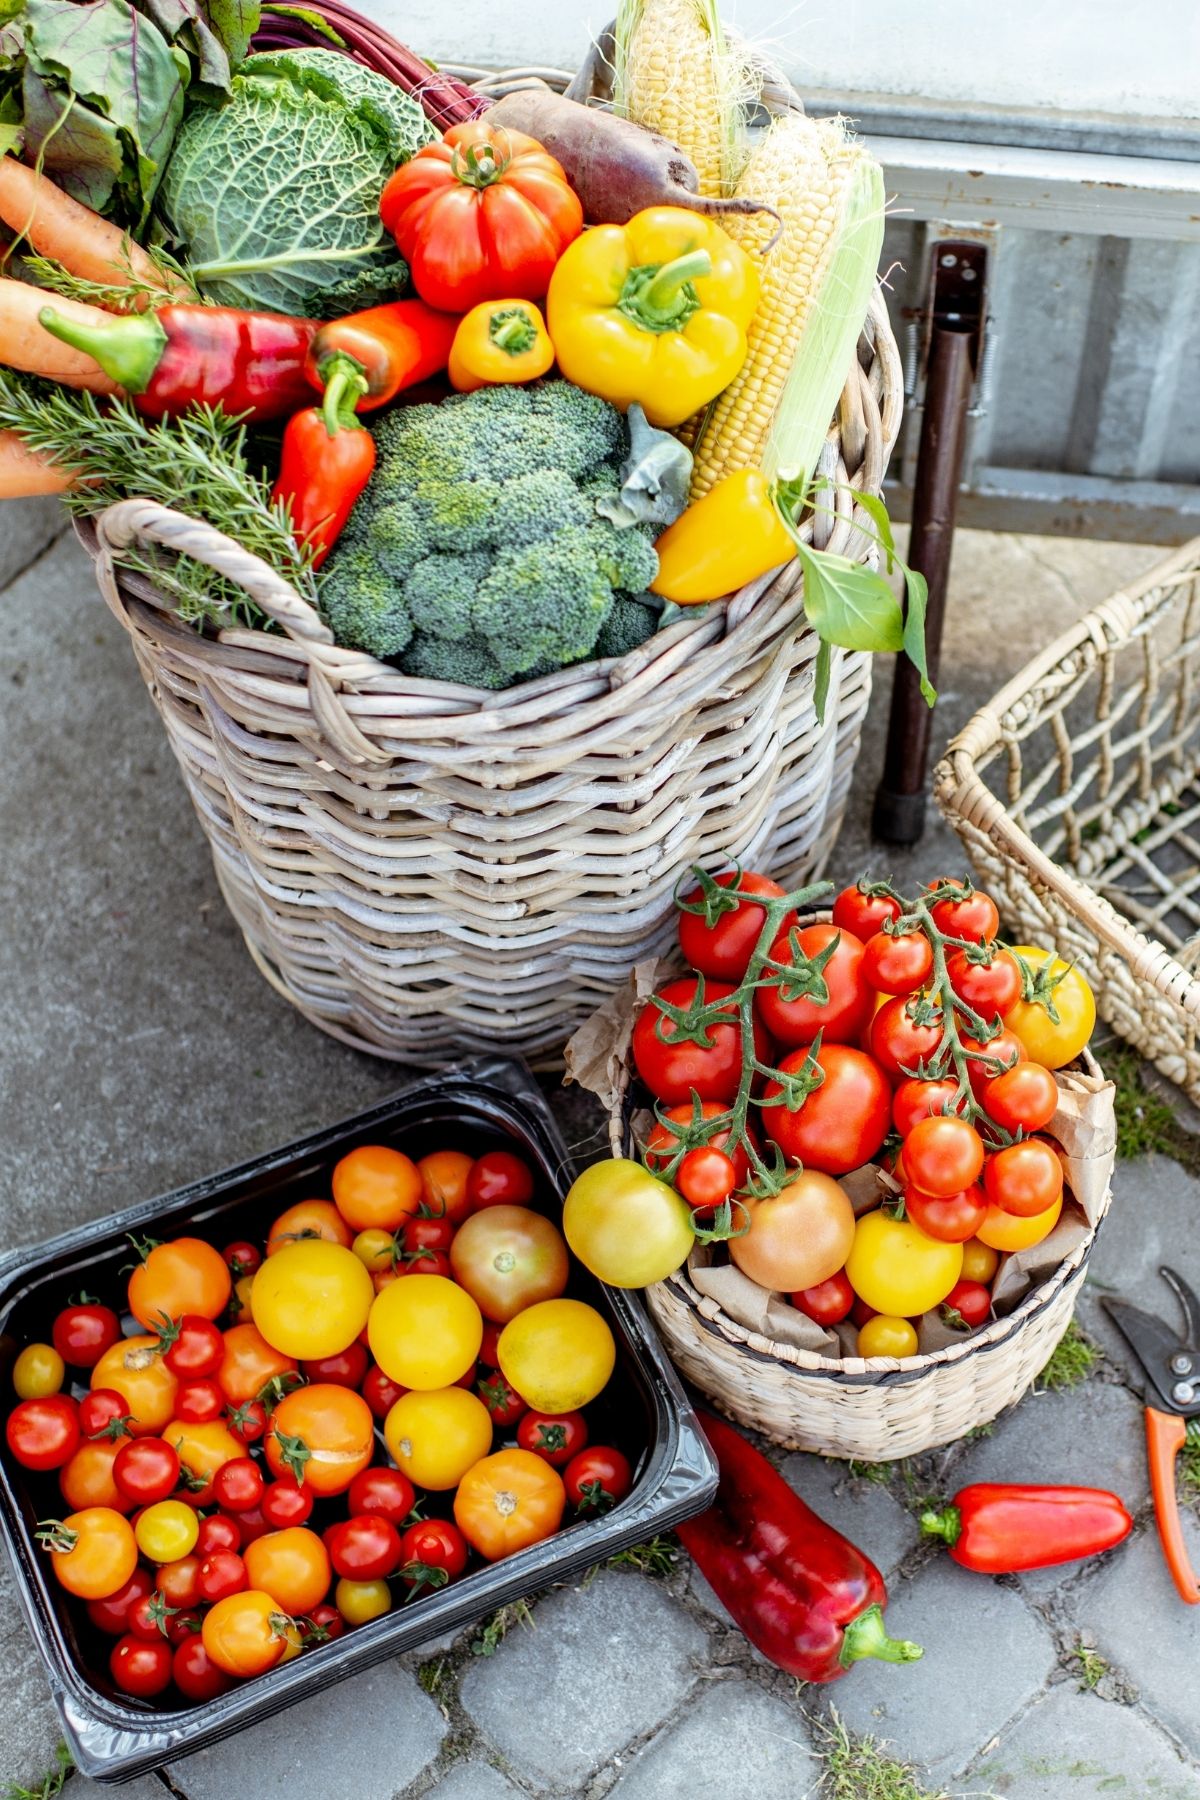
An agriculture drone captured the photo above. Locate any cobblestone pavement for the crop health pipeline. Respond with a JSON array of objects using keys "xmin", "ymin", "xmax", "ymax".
[{"xmin": 4, "ymin": 509, "xmax": 1198, "ymax": 1797}]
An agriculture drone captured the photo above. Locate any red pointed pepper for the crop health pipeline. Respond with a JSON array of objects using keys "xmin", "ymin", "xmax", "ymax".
[
  {"xmin": 921, "ymin": 1483, "xmax": 1133, "ymax": 1573},
  {"xmin": 36, "ymin": 303, "xmax": 317, "ymax": 422},
  {"xmin": 677, "ymin": 1410, "xmax": 922, "ymax": 1683},
  {"xmin": 303, "ymin": 299, "xmax": 458, "ymax": 411},
  {"xmin": 272, "ymin": 355, "xmax": 375, "ymax": 569}
]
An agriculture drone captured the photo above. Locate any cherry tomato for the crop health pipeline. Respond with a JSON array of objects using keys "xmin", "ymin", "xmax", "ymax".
[
  {"xmin": 197, "ymin": 1549, "xmax": 248, "ymax": 1603},
  {"xmin": 467, "ymin": 1150, "xmax": 535, "ymax": 1212},
  {"xmin": 946, "ymin": 946, "xmax": 1022, "ymax": 1021},
  {"xmin": 790, "ymin": 1270, "xmax": 855, "ymax": 1326},
  {"xmin": 644, "ymin": 1104, "xmax": 758, "ymax": 1191},
  {"xmin": 928, "ymin": 880, "xmax": 1000, "ymax": 944},
  {"xmin": 904, "ymin": 1183, "xmax": 988, "ymax": 1244},
  {"xmin": 266, "ymin": 1198, "xmax": 354, "ymax": 1257},
  {"xmin": 91, "ymin": 1337, "xmax": 179, "ymax": 1437},
  {"xmin": 59, "ymin": 1439, "xmax": 127, "ymax": 1512},
  {"xmin": 128, "ymin": 1238, "xmax": 231, "ymax": 1331},
  {"xmin": 52, "ymin": 1300, "xmax": 121, "ymax": 1370},
  {"xmin": 942, "ymin": 1279, "xmax": 992, "ymax": 1329},
  {"xmin": 347, "ymin": 1467, "xmax": 415, "ymax": 1526},
  {"xmin": 218, "ymin": 1324, "xmax": 299, "ymax": 1410},
  {"xmin": 226, "ymin": 1398, "xmax": 269, "ymax": 1448},
  {"xmin": 455, "ymin": 1447, "xmax": 565, "ymax": 1561},
  {"xmin": 960, "ymin": 1238, "xmax": 1000, "ymax": 1284},
  {"xmin": 980, "ymin": 1061, "xmax": 1059, "ymax": 1135},
  {"xmin": 174, "ymin": 1378, "xmax": 226, "ymax": 1424},
  {"xmin": 233, "ymin": 1505, "xmax": 271, "ymax": 1548},
  {"xmin": 984, "ymin": 1138, "xmax": 1064, "ymax": 1217},
  {"xmin": 1003, "ymin": 949, "xmax": 1095, "ymax": 1069},
  {"xmin": 352, "ymin": 1229, "xmax": 399, "ymax": 1275},
  {"xmin": 173, "ymin": 1634, "xmax": 234, "ymax": 1701},
  {"xmin": 892, "ymin": 1078, "xmax": 968, "ymax": 1138},
  {"xmin": 677, "ymin": 870, "xmax": 792, "ymax": 981},
  {"xmin": 362, "ymin": 1363, "xmax": 406, "ymax": 1421},
  {"xmin": 40, "ymin": 1507, "xmax": 138, "ymax": 1600},
  {"xmin": 127, "ymin": 1590, "xmax": 176, "ymax": 1641},
  {"xmin": 111, "ymin": 1632, "xmax": 172, "ymax": 1697},
  {"xmin": 869, "ymin": 998, "xmax": 945, "ymax": 1085},
  {"xmin": 157, "ymin": 1315, "xmax": 225, "ymax": 1381},
  {"xmin": 851, "ymin": 1297, "xmax": 878, "ymax": 1329},
  {"xmin": 6, "ymin": 1395, "xmax": 79, "ymax": 1471},
  {"xmin": 832, "ymin": 884, "xmax": 902, "ymax": 940},
  {"xmin": 252, "ymin": 1239, "xmax": 374, "ymax": 1362},
  {"xmin": 222, "ymin": 1240, "xmax": 263, "ymax": 1282},
  {"xmin": 156, "ymin": 1553, "xmax": 202, "ymax": 1609},
  {"xmin": 862, "ymin": 929, "xmax": 934, "ymax": 996},
  {"xmin": 163, "ymin": 1418, "xmax": 243, "ymax": 1507},
  {"xmin": 478, "ymin": 1322, "xmax": 503, "ymax": 1369},
  {"xmin": 633, "ymin": 977, "xmax": 769, "ymax": 1106},
  {"xmin": 369, "ymin": 1274, "xmax": 482, "ymax": 1391},
  {"xmin": 245, "ymin": 1526, "xmax": 331, "ymax": 1614},
  {"xmin": 112, "ymin": 1437, "xmax": 180, "ymax": 1507},
  {"xmin": 300, "ymin": 1602, "xmax": 345, "ymax": 1646},
  {"xmin": 976, "ymin": 1192, "xmax": 1064, "ymax": 1252},
  {"xmin": 136, "ymin": 1499, "xmax": 200, "ymax": 1564},
  {"xmin": 212, "ymin": 1456, "xmax": 264, "ymax": 1514},
  {"xmin": 450, "ymin": 1206, "xmax": 569, "ymax": 1324},
  {"xmin": 229, "ymin": 1271, "xmax": 256, "ymax": 1325},
  {"xmin": 961, "ymin": 1029, "xmax": 1026, "ymax": 1101},
  {"xmin": 335, "ymin": 1577, "xmax": 391, "ymax": 1626},
  {"xmin": 13, "ymin": 1343, "xmax": 65, "ymax": 1399},
  {"xmin": 384, "ymin": 1387, "xmax": 494, "ymax": 1491},
  {"xmin": 300, "ymin": 1341, "xmax": 370, "ymax": 1389},
  {"xmin": 266, "ymin": 1385, "xmax": 374, "ymax": 1496},
  {"xmin": 846, "ymin": 1212, "xmax": 963, "ymax": 1315},
  {"xmin": 517, "ymin": 1410, "xmax": 588, "ymax": 1468},
  {"xmin": 755, "ymin": 923, "xmax": 873, "ymax": 1049},
  {"xmin": 417, "ymin": 1149, "xmax": 475, "ymax": 1224},
  {"xmin": 477, "ymin": 1369, "xmax": 527, "ymax": 1427},
  {"xmin": 333, "ymin": 1146, "xmax": 423, "ymax": 1233},
  {"xmin": 75, "ymin": 1389, "xmax": 130, "ymax": 1442},
  {"xmin": 903, "ymin": 1116, "xmax": 985, "ymax": 1199},
  {"xmin": 403, "ymin": 1214, "xmax": 456, "ymax": 1257},
  {"xmin": 563, "ymin": 1445, "xmax": 633, "ymax": 1513},
  {"xmin": 397, "ymin": 1518, "xmax": 469, "ymax": 1593},
  {"xmin": 87, "ymin": 1567, "xmax": 154, "ymax": 1637},
  {"xmin": 195, "ymin": 1513, "xmax": 241, "ymax": 1557},
  {"xmin": 202, "ymin": 1589, "xmax": 292, "ymax": 1678},
  {"xmin": 261, "ymin": 1477, "xmax": 314, "ymax": 1529},
  {"xmin": 326, "ymin": 1515, "xmax": 402, "ymax": 1581},
  {"xmin": 393, "ymin": 1247, "xmax": 452, "ymax": 1281},
  {"xmin": 762, "ymin": 1043, "xmax": 891, "ymax": 1176},
  {"xmin": 857, "ymin": 1315, "xmax": 919, "ymax": 1358},
  {"xmin": 674, "ymin": 1145, "xmax": 738, "ymax": 1210}
]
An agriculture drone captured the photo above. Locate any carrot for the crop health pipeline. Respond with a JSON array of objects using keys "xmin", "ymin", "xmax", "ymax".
[
  {"xmin": 0, "ymin": 429, "xmax": 76, "ymax": 498},
  {"xmin": 0, "ymin": 157, "xmax": 190, "ymax": 303},
  {"xmin": 0, "ymin": 277, "xmax": 121, "ymax": 392}
]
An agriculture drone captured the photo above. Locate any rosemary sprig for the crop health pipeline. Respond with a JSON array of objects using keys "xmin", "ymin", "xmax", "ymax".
[{"xmin": 20, "ymin": 243, "xmax": 200, "ymax": 312}]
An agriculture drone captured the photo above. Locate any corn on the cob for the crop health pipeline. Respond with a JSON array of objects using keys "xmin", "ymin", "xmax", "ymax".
[
  {"xmin": 689, "ymin": 115, "xmax": 885, "ymax": 499},
  {"xmin": 613, "ymin": 0, "xmax": 750, "ymax": 199}
]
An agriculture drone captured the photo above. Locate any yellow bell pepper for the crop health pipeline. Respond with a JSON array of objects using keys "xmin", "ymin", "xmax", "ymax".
[
  {"xmin": 448, "ymin": 299, "xmax": 555, "ymax": 393},
  {"xmin": 546, "ymin": 206, "xmax": 759, "ymax": 430},
  {"xmin": 651, "ymin": 468, "xmax": 795, "ymax": 603}
]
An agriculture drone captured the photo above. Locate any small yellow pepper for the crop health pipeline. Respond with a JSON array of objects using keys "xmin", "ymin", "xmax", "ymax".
[
  {"xmin": 651, "ymin": 468, "xmax": 795, "ymax": 603},
  {"xmin": 546, "ymin": 206, "xmax": 759, "ymax": 429},
  {"xmin": 449, "ymin": 298, "xmax": 555, "ymax": 393}
]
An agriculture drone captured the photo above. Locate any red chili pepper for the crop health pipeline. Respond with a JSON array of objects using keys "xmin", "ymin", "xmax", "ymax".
[
  {"xmin": 303, "ymin": 300, "xmax": 459, "ymax": 412},
  {"xmin": 36, "ymin": 303, "xmax": 316, "ymax": 422},
  {"xmin": 920, "ymin": 1483, "xmax": 1133, "ymax": 1573},
  {"xmin": 272, "ymin": 355, "xmax": 376, "ymax": 569},
  {"xmin": 677, "ymin": 1410, "xmax": 922, "ymax": 1683}
]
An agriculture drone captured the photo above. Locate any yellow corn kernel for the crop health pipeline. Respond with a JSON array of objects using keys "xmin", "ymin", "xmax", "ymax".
[{"xmin": 614, "ymin": 0, "xmax": 749, "ymax": 199}]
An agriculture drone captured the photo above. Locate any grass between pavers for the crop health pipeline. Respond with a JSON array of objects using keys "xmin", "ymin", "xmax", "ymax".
[
  {"xmin": 1178, "ymin": 1423, "xmax": 1200, "ymax": 1503},
  {"xmin": 1, "ymin": 1744, "xmax": 71, "ymax": 1800},
  {"xmin": 1037, "ymin": 1319, "xmax": 1101, "ymax": 1391},
  {"xmin": 817, "ymin": 1714, "xmax": 947, "ymax": 1800},
  {"xmin": 1106, "ymin": 1041, "xmax": 1200, "ymax": 1172},
  {"xmin": 1071, "ymin": 1639, "xmax": 1109, "ymax": 1691}
]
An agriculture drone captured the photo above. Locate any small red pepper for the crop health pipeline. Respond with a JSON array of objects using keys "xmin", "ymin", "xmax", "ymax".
[
  {"xmin": 677, "ymin": 1410, "xmax": 922, "ymax": 1683},
  {"xmin": 272, "ymin": 355, "xmax": 375, "ymax": 569},
  {"xmin": 920, "ymin": 1483, "xmax": 1133, "ymax": 1573},
  {"xmin": 36, "ymin": 303, "xmax": 317, "ymax": 422},
  {"xmin": 303, "ymin": 299, "xmax": 459, "ymax": 411}
]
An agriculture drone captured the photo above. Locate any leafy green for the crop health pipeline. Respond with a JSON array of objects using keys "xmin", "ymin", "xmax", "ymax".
[{"xmin": 156, "ymin": 46, "xmax": 434, "ymax": 315}]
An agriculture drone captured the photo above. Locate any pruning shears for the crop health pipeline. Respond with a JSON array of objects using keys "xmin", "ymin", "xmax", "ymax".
[{"xmin": 1104, "ymin": 1267, "xmax": 1200, "ymax": 1604}]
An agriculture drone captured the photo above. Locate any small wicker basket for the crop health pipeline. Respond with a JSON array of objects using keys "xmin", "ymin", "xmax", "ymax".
[
  {"xmin": 934, "ymin": 539, "xmax": 1200, "ymax": 1105},
  {"xmin": 74, "ymin": 39, "xmax": 903, "ymax": 1065}
]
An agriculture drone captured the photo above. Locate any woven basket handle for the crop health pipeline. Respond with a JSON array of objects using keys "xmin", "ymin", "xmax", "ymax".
[{"xmin": 94, "ymin": 498, "xmax": 392, "ymax": 768}]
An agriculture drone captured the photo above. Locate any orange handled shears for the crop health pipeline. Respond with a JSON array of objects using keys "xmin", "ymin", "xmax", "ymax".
[{"xmin": 1105, "ymin": 1267, "xmax": 1200, "ymax": 1605}]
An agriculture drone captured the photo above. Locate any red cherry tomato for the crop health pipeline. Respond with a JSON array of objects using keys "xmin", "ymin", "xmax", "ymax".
[
  {"xmin": 262, "ymin": 1477, "xmax": 314, "ymax": 1529},
  {"xmin": 361, "ymin": 1363, "xmax": 406, "ymax": 1421},
  {"xmin": 52, "ymin": 1299, "xmax": 121, "ymax": 1370},
  {"xmin": 478, "ymin": 1322, "xmax": 503, "ymax": 1369},
  {"xmin": 892, "ymin": 1078, "xmax": 968, "ymax": 1138},
  {"xmin": 946, "ymin": 946, "xmax": 1022, "ymax": 1021},
  {"xmin": 78, "ymin": 1389, "xmax": 133, "ymax": 1442},
  {"xmin": 212, "ymin": 1456, "xmax": 265, "ymax": 1514},
  {"xmin": 326, "ymin": 1514, "xmax": 402, "ymax": 1581},
  {"xmin": 467, "ymin": 1151, "xmax": 534, "ymax": 1211},
  {"xmin": 851, "ymin": 1297, "xmax": 878, "ymax": 1328},
  {"xmin": 762, "ymin": 1044, "xmax": 891, "ymax": 1176},
  {"xmin": 300, "ymin": 1342, "xmax": 370, "ymax": 1389},
  {"xmin": 563, "ymin": 1445, "xmax": 633, "ymax": 1513},
  {"xmin": 347, "ymin": 1467, "xmax": 416, "ymax": 1526},
  {"xmin": 221, "ymin": 1240, "xmax": 263, "ymax": 1282},
  {"xmin": 195, "ymin": 1513, "xmax": 241, "ymax": 1557},
  {"xmin": 862, "ymin": 929, "xmax": 934, "ymax": 996},
  {"xmin": 869, "ymin": 998, "xmax": 946, "ymax": 1085},
  {"xmin": 226, "ymin": 1398, "xmax": 268, "ymax": 1447},
  {"xmin": 632, "ymin": 977, "xmax": 769, "ymax": 1106},
  {"xmin": 197, "ymin": 1549, "xmax": 248, "ymax": 1603},
  {"xmin": 517, "ymin": 1410, "xmax": 588, "ymax": 1468},
  {"xmin": 301, "ymin": 1602, "xmax": 345, "ymax": 1646},
  {"xmin": 233, "ymin": 1506, "xmax": 271, "ymax": 1548},
  {"xmin": 6, "ymin": 1395, "xmax": 80, "ymax": 1471},
  {"xmin": 831, "ymin": 885, "xmax": 902, "ymax": 941},
  {"xmin": 127, "ymin": 1591, "xmax": 175, "ymax": 1642},
  {"xmin": 755, "ymin": 923, "xmax": 872, "ymax": 1048},
  {"xmin": 173, "ymin": 1634, "xmax": 234, "ymax": 1701},
  {"xmin": 174, "ymin": 1378, "xmax": 225, "ymax": 1424},
  {"xmin": 980, "ymin": 1061, "xmax": 1059, "ymax": 1135},
  {"xmin": 644, "ymin": 1103, "xmax": 758, "ymax": 1191},
  {"xmin": 675, "ymin": 1145, "xmax": 738, "ymax": 1211},
  {"xmin": 984, "ymin": 1138, "xmax": 1065, "ymax": 1217},
  {"xmin": 155, "ymin": 1554, "xmax": 201, "ymax": 1609},
  {"xmin": 112, "ymin": 1437, "xmax": 180, "ymax": 1506},
  {"xmin": 928, "ymin": 880, "xmax": 1001, "ymax": 944},
  {"xmin": 942, "ymin": 1279, "xmax": 992, "ymax": 1329},
  {"xmin": 477, "ymin": 1369, "xmax": 527, "ymax": 1427},
  {"xmin": 790, "ymin": 1270, "xmax": 855, "ymax": 1325},
  {"xmin": 961, "ymin": 1028, "xmax": 1026, "ymax": 1098},
  {"xmin": 677, "ymin": 870, "xmax": 792, "ymax": 981},
  {"xmin": 86, "ymin": 1567, "xmax": 154, "ymax": 1636},
  {"xmin": 398, "ymin": 1519, "xmax": 469, "ymax": 1591},
  {"xmin": 111, "ymin": 1633, "xmax": 173, "ymax": 1698},
  {"xmin": 904, "ymin": 1183, "xmax": 988, "ymax": 1244},
  {"xmin": 160, "ymin": 1315, "xmax": 225, "ymax": 1380},
  {"xmin": 903, "ymin": 1116, "xmax": 985, "ymax": 1199},
  {"xmin": 403, "ymin": 1215, "xmax": 456, "ymax": 1257}
]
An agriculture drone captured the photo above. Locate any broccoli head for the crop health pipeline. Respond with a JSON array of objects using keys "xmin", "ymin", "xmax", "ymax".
[
  {"xmin": 475, "ymin": 524, "xmax": 616, "ymax": 677},
  {"xmin": 405, "ymin": 552, "xmax": 490, "ymax": 641},
  {"xmin": 403, "ymin": 631, "xmax": 510, "ymax": 689},
  {"xmin": 595, "ymin": 593, "xmax": 663, "ymax": 661},
  {"xmin": 319, "ymin": 547, "xmax": 413, "ymax": 660},
  {"xmin": 502, "ymin": 469, "xmax": 594, "ymax": 545}
]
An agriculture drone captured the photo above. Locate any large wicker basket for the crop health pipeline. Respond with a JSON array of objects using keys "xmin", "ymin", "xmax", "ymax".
[
  {"xmin": 77, "ymin": 48, "xmax": 902, "ymax": 1065},
  {"xmin": 934, "ymin": 540, "xmax": 1200, "ymax": 1104}
]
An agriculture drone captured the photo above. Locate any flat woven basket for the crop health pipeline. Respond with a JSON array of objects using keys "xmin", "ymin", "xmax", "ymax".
[
  {"xmin": 75, "ymin": 49, "xmax": 902, "ymax": 1066},
  {"xmin": 934, "ymin": 539, "xmax": 1200, "ymax": 1104}
]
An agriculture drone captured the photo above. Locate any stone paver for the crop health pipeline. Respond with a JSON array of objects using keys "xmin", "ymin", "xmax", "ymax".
[
  {"xmin": 0, "ymin": 1553, "xmax": 70, "ymax": 1792},
  {"xmin": 781, "ymin": 1453, "xmax": 920, "ymax": 1579},
  {"xmin": 832, "ymin": 1557, "xmax": 1057, "ymax": 1779},
  {"xmin": 607, "ymin": 1678, "xmax": 819, "ymax": 1800},
  {"xmin": 1081, "ymin": 1512, "xmax": 1200, "ymax": 1759},
  {"xmin": 0, "ymin": 496, "xmax": 62, "ymax": 586},
  {"xmin": 174, "ymin": 1664, "xmax": 446, "ymax": 1800},
  {"xmin": 1077, "ymin": 1155, "xmax": 1200, "ymax": 1372},
  {"xmin": 424, "ymin": 1764, "xmax": 524, "ymax": 1800},
  {"xmin": 968, "ymin": 1686, "xmax": 1199, "ymax": 1799},
  {"xmin": 460, "ymin": 1571, "xmax": 706, "ymax": 1790},
  {"xmin": 63, "ymin": 1776, "xmax": 166, "ymax": 1800}
]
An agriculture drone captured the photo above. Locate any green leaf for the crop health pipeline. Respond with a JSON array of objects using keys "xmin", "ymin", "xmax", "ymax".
[
  {"xmin": 812, "ymin": 634, "xmax": 832, "ymax": 724},
  {"xmin": 850, "ymin": 487, "xmax": 897, "ymax": 573},
  {"xmin": 798, "ymin": 544, "xmax": 905, "ymax": 654},
  {"xmin": 901, "ymin": 563, "xmax": 936, "ymax": 706}
]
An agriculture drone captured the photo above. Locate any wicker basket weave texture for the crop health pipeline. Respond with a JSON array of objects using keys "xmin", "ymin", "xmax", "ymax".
[
  {"xmin": 934, "ymin": 539, "xmax": 1200, "ymax": 1103},
  {"xmin": 78, "ymin": 62, "xmax": 903, "ymax": 1065}
]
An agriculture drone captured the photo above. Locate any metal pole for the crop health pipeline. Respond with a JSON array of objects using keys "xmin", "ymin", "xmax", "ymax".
[{"xmin": 872, "ymin": 322, "xmax": 976, "ymax": 844}]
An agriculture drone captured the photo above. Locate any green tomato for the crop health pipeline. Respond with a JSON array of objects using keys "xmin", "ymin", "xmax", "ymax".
[
  {"xmin": 845, "ymin": 1211, "xmax": 963, "ymax": 1317},
  {"xmin": 563, "ymin": 1159, "xmax": 694, "ymax": 1289}
]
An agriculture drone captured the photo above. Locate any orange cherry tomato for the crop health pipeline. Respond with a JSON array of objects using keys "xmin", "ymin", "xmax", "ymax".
[
  {"xmin": 39, "ymin": 1507, "xmax": 138, "ymax": 1600},
  {"xmin": 244, "ymin": 1526, "xmax": 332, "ymax": 1615},
  {"xmin": 218, "ymin": 1324, "xmax": 299, "ymax": 1409},
  {"xmin": 265, "ymin": 1385, "xmax": 374, "ymax": 1496},
  {"xmin": 983, "ymin": 1138, "xmax": 1064, "ymax": 1217},
  {"xmin": 202, "ymin": 1589, "xmax": 292, "ymax": 1678},
  {"xmin": 417, "ymin": 1150, "xmax": 475, "ymax": 1225},
  {"xmin": 976, "ymin": 1192, "xmax": 1064, "ymax": 1252},
  {"xmin": 127, "ymin": 1237, "xmax": 231, "ymax": 1330},
  {"xmin": 91, "ymin": 1337, "xmax": 179, "ymax": 1437},
  {"xmin": 59, "ymin": 1439, "xmax": 129, "ymax": 1513},
  {"xmin": 163, "ymin": 1418, "xmax": 243, "ymax": 1505},
  {"xmin": 266, "ymin": 1198, "xmax": 354, "ymax": 1257},
  {"xmin": 333, "ymin": 1145, "xmax": 424, "ymax": 1233},
  {"xmin": 454, "ymin": 1448, "xmax": 566, "ymax": 1561}
]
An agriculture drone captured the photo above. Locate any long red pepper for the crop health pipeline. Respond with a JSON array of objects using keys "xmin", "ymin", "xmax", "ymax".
[
  {"xmin": 677, "ymin": 1410, "xmax": 922, "ymax": 1683},
  {"xmin": 303, "ymin": 299, "xmax": 458, "ymax": 411},
  {"xmin": 920, "ymin": 1483, "xmax": 1133, "ymax": 1573},
  {"xmin": 272, "ymin": 355, "xmax": 375, "ymax": 569},
  {"xmin": 36, "ymin": 303, "xmax": 317, "ymax": 422}
]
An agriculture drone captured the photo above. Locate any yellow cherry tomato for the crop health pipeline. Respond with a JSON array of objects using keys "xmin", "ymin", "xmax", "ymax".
[
  {"xmin": 251, "ymin": 1239, "xmax": 374, "ymax": 1360},
  {"xmin": 498, "ymin": 1299, "xmax": 615, "ymax": 1414},
  {"xmin": 857, "ymin": 1315, "xmax": 919, "ymax": 1359},
  {"xmin": 562, "ymin": 1159, "xmax": 694, "ymax": 1289},
  {"xmin": 13, "ymin": 1343, "xmax": 65, "ymax": 1399},
  {"xmin": 368, "ymin": 1274, "xmax": 482, "ymax": 1390},
  {"xmin": 163, "ymin": 1418, "xmax": 243, "ymax": 1505},
  {"xmin": 383, "ymin": 1388, "xmax": 494, "ymax": 1491},
  {"xmin": 1003, "ymin": 948, "xmax": 1096, "ymax": 1069},
  {"xmin": 960, "ymin": 1239, "xmax": 1000, "ymax": 1284},
  {"xmin": 976, "ymin": 1193, "xmax": 1064, "ymax": 1253},
  {"xmin": 352, "ymin": 1229, "xmax": 397, "ymax": 1275},
  {"xmin": 135, "ymin": 1499, "xmax": 199, "ymax": 1563},
  {"xmin": 845, "ymin": 1212, "xmax": 963, "ymax": 1317},
  {"xmin": 39, "ymin": 1507, "xmax": 138, "ymax": 1600},
  {"xmin": 335, "ymin": 1577, "xmax": 391, "ymax": 1626},
  {"xmin": 231, "ymin": 1271, "xmax": 256, "ymax": 1323}
]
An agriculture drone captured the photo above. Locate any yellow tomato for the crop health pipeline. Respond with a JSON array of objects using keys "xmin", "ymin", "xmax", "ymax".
[
  {"xmin": 857, "ymin": 1315, "xmax": 919, "ymax": 1359},
  {"xmin": 845, "ymin": 1212, "xmax": 963, "ymax": 1316},
  {"xmin": 251, "ymin": 1239, "xmax": 374, "ymax": 1360},
  {"xmin": 1003, "ymin": 948, "xmax": 1096, "ymax": 1069},
  {"xmin": 960, "ymin": 1239, "xmax": 1000, "ymax": 1284},
  {"xmin": 562, "ymin": 1159, "xmax": 694, "ymax": 1288},
  {"xmin": 368, "ymin": 1274, "xmax": 482, "ymax": 1390},
  {"xmin": 230, "ymin": 1272, "xmax": 256, "ymax": 1325},
  {"xmin": 352, "ymin": 1229, "xmax": 397, "ymax": 1274},
  {"xmin": 135, "ymin": 1499, "xmax": 199, "ymax": 1563},
  {"xmin": 383, "ymin": 1388, "xmax": 494, "ymax": 1490},
  {"xmin": 335, "ymin": 1577, "xmax": 391, "ymax": 1626},
  {"xmin": 163, "ymin": 1418, "xmax": 243, "ymax": 1505},
  {"xmin": 976, "ymin": 1193, "xmax": 1064, "ymax": 1253},
  {"xmin": 498, "ymin": 1299, "xmax": 615, "ymax": 1413},
  {"xmin": 92, "ymin": 1336, "xmax": 178, "ymax": 1436},
  {"xmin": 13, "ymin": 1343, "xmax": 65, "ymax": 1399}
]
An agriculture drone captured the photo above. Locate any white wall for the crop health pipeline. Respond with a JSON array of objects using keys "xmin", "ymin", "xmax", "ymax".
[{"xmin": 366, "ymin": 0, "xmax": 1200, "ymax": 121}]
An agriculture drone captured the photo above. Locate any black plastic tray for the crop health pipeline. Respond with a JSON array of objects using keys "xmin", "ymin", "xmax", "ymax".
[{"xmin": 0, "ymin": 1055, "xmax": 717, "ymax": 1783}]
